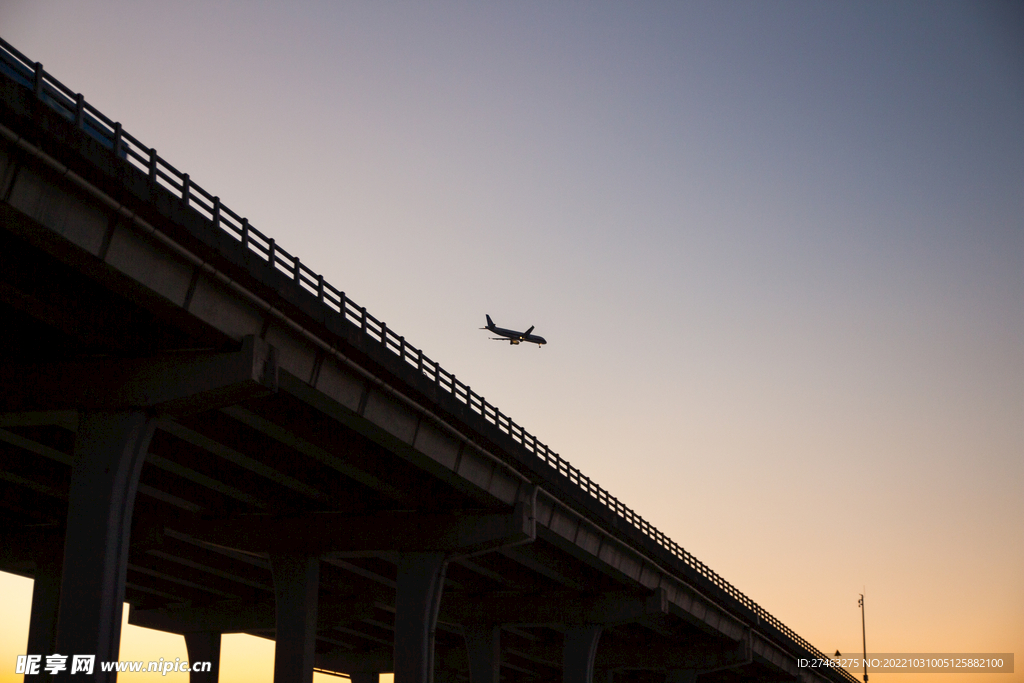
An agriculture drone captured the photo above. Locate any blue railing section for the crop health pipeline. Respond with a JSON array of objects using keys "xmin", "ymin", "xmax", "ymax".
[{"xmin": 0, "ymin": 36, "xmax": 856, "ymax": 681}]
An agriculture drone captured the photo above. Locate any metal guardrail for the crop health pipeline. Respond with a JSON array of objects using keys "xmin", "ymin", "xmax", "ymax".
[{"xmin": 0, "ymin": 36, "xmax": 856, "ymax": 682}]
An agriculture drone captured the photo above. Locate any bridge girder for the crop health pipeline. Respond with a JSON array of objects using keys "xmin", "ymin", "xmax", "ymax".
[{"xmin": 0, "ymin": 46, "xmax": 850, "ymax": 683}]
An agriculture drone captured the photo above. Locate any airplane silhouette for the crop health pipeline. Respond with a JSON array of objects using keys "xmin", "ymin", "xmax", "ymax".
[{"xmin": 481, "ymin": 315, "xmax": 547, "ymax": 347}]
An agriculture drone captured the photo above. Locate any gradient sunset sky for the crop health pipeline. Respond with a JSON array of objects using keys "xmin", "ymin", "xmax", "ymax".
[{"xmin": 1, "ymin": 2, "xmax": 1021, "ymax": 682}]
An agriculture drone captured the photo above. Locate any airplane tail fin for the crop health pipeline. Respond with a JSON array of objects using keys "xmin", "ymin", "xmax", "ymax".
[{"xmin": 485, "ymin": 314, "xmax": 494, "ymax": 328}]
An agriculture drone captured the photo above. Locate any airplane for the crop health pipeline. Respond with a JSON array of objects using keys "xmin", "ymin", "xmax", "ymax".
[{"xmin": 481, "ymin": 314, "xmax": 547, "ymax": 347}]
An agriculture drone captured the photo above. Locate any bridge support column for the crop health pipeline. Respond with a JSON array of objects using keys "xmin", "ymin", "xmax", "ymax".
[
  {"xmin": 563, "ymin": 625, "xmax": 603, "ymax": 683},
  {"xmin": 348, "ymin": 672, "xmax": 379, "ymax": 683},
  {"xmin": 464, "ymin": 622, "xmax": 500, "ymax": 683},
  {"xmin": 26, "ymin": 538, "xmax": 63, "ymax": 660},
  {"xmin": 394, "ymin": 552, "xmax": 449, "ymax": 683},
  {"xmin": 184, "ymin": 632, "xmax": 221, "ymax": 683},
  {"xmin": 53, "ymin": 411, "xmax": 156, "ymax": 683},
  {"xmin": 271, "ymin": 555, "xmax": 320, "ymax": 683},
  {"xmin": 666, "ymin": 670, "xmax": 697, "ymax": 683}
]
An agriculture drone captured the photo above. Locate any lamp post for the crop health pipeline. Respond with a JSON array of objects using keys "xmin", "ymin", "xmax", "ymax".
[{"xmin": 858, "ymin": 593, "xmax": 868, "ymax": 682}]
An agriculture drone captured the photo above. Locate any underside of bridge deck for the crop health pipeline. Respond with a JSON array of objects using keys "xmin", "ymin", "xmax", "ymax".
[{"xmin": 0, "ymin": 42, "xmax": 850, "ymax": 683}]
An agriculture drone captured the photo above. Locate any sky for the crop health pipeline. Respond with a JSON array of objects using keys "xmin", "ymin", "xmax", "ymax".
[{"xmin": 1, "ymin": 2, "xmax": 1022, "ymax": 682}]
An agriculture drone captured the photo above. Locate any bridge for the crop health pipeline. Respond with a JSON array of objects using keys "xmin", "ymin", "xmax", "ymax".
[{"xmin": 0, "ymin": 37, "xmax": 855, "ymax": 683}]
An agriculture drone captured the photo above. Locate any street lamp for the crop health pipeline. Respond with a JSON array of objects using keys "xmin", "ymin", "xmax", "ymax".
[{"xmin": 858, "ymin": 593, "xmax": 868, "ymax": 682}]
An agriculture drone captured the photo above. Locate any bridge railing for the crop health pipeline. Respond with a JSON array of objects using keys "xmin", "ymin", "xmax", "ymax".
[{"xmin": 0, "ymin": 36, "xmax": 856, "ymax": 682}]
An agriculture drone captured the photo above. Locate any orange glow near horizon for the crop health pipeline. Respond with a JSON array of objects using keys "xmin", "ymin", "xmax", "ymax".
[
  {"xmin": 0, "ymin": 572, "xmax": 371, "ymax": 683},
  {"xmin": 0, "ymin": 570, "xmax": 1017, "ymax": 683}
]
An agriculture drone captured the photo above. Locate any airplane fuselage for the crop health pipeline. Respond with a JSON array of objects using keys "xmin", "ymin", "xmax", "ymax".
[
  {"xmin": 490, "ymin": 325, "xmax": 547, "ymax": 345},
  {"xmin": 483, "ymin": 315, "xmax": 546, "ymax": 346}
]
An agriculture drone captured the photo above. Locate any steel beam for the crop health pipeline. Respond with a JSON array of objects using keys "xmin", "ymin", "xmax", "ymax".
[
  {"xmin": 441, "ymin": 589, "xmax": 667, "ymax": 627},
  {"xmin": 186, "ymin": 505, "xmax": 533, "ymax": 556},
  {"xmin": 0, "ymin": 335, "xmax": 278, "ymax": 417},
  {"xmin": 129, "ymin": 602, "xmax": 275, "ymax": 634},
  {"xmin": 128, "ymin": 596, "xmax": 380, "ymax": 634},
  {"xmin": 349, "ymin": 673, "xmax": 380, "ymax": 683},
  {"xmin": 157, "ymin": 419, "xmax": 329, "ymax": 503},
  {"xmin": 598, "ymin": 635, "xmax": 748, "ymax": 671},
  {"xmin": 511, "ymin": 636, "xmax": 749, "ymax": 674},
  {"xmin": 316, "ymin": 648, "xmax": 392, "ymax": 674},
  {"xmin": 0, "ymin": 335, "xmax": 278, "ymax": 415}
]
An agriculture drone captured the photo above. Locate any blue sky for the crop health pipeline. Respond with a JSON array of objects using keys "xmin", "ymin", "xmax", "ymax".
[{"xmin": 2, "ymin": 2, "xmax": 1022, "ymax": 680}]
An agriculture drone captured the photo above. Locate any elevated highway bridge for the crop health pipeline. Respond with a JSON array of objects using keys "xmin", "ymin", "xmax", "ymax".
[{"xmin": 0, "ymin": 37, "xmax": 855, "ymax": 683}]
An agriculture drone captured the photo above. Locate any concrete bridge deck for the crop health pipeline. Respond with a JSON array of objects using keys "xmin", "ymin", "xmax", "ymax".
[{"xmin": 0, "ymin": 37, "xmax": 855, "ymax": 683}]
